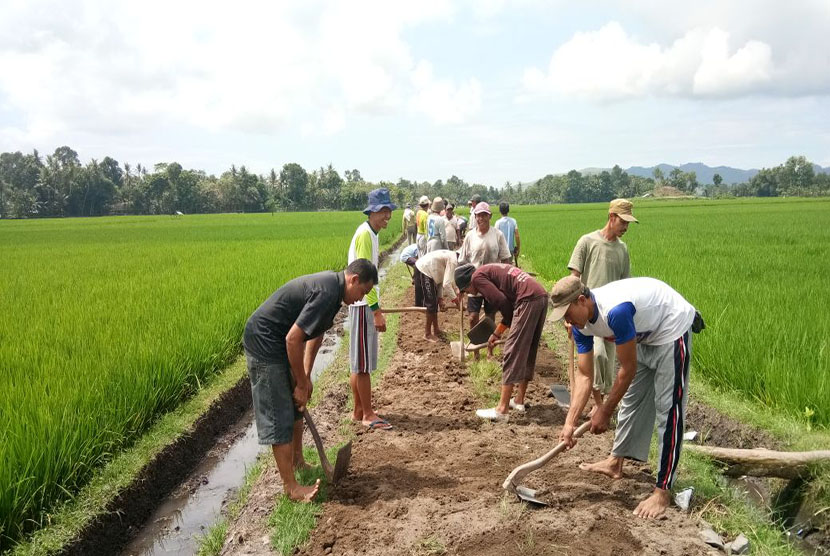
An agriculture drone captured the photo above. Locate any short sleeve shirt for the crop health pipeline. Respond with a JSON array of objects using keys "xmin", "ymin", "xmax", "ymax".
[
  {"xmin": 494, "ymin": 217, "xmax": 518, "ymax": 252},
  {"xmin": 458, "ymin": 227, "xmax": 511, "ymax": 268},
  {"xmin": 572, "ymin": 277, "xmax": 696, "ymax": 353},
  {"xmin": 243, "ymin": 271, "xmax": 345, "ymax": 363},
  {"xmin": 568, "ymin": 230, "xmax": 630, "ymax": 289}
]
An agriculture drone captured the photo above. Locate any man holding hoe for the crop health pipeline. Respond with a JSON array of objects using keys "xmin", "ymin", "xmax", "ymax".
[
  {"xmin": 567, "ymin": 198, "xmax": 634, "ymax": 414},
  {"xmin": 243, "ymin": 259, "xmax": 378, "ymax": 502},
  {"xmin": 454, "ymin": 263, "xmax": 548, "ymax": 420},
  {"xmin": 551, "ymin": 274, "xmax": 702, "ymax": 519}
]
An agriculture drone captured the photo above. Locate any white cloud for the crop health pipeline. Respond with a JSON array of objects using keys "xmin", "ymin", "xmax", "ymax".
[
  {"xmin": 409, "ymin": 61, "xmax": 482, "ymax": 124},
  {"xmin": 0, "ymin": 0, "xmax": 480, "ymax": 145},
  {"xmin": 523, "ymin": 22, "xmax": 785, "ymax": 101}
]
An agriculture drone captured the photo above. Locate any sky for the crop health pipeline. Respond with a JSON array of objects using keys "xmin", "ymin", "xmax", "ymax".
[{"xmin": 1, "ymin": 0, "xmax": 829, "ymax": 185}]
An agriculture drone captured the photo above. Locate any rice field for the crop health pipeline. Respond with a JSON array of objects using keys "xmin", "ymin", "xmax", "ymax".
[
  {"xmin": 515, "ymin": 197, "xmax": 830, "ymax": 427},
  {"xmin": 0, "ymin": 212, "xmax": 398, "ymax": 549}
]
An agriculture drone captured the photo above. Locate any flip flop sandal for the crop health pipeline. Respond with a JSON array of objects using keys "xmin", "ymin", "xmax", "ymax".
[{"xmin": 367, "ymin": 418, "xmax": 393, "ymax": 430}]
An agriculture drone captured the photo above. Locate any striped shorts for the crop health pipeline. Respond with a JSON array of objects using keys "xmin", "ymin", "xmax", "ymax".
[
  {"xmin": 610, "ymin": 329, "xmax": 692, "ymax": 490},
  {"xmin": 349, "ymin": 304, "xmax": 378, "ymax": 374}
]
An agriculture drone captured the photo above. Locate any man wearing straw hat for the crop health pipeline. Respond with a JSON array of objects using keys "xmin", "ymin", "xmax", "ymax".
[
  {"xmin": 347, "ymin": 188, "xmax": 396, "ymax": 431},
  {"xmin": 550, "ymin": 274, "xmax": 703, "ymax": 519},
  {"xmin": 566, "ymin": 198, "xmax": 636, "ymax": 414},
  {"xmin": 426, "ymin": 196, "xmax": 448, "ymax": 253}
]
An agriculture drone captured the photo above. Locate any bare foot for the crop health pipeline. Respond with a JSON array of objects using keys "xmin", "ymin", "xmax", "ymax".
[
  {"xmin": 425, "ymin": 334, "xmax": 439, "ymax": 342},
  {"xmin": 285, "ymin": 479, "xmax": 320, "ymax": 502},
  {"xmin": 352, "ymin": 409, "xmax": 363, "ymax": 422},
  {"xmin": 633, "ymin": 488, "xmax": 671, "ymax": 519},
  {"xmin": 579, "ymin": 456, "xmax": 623, "ymax": 479}
]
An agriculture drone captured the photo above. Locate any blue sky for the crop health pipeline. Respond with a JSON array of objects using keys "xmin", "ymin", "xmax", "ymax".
[{"xmin": 1, "ymin": 0, "xmax": 828, "ymax": 185}]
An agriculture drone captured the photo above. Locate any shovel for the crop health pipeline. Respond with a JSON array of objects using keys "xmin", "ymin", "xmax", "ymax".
[
  {"xmin": 502, "ymin": 421, "xmax": 591, "ymax": 503},
  {"xmin": 450, "ymin": 339, "xmax": 505, "ymax": 359},
  {"xmin": 303, "ymin": 409, "xmax": 352, "ymax": 485},
  {"xmin": 550, "ymin": 335, "xmax": 576, "ymax": 409}
]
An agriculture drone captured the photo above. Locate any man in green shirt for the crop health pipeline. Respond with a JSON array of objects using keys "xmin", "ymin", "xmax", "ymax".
[
  {"xmin": 567, "ymin": 198, "xmax": 636, "ymax": 413},
  {"xmin": 347, "ymin": 188, "xmax": 396, "ymax": 430}
]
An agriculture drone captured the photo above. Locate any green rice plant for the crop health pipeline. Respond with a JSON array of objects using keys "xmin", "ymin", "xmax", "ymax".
[
  {"xmin": 514, "ymin": 198, "xmax": 830, "ymax": 426},
  {"xmin": 0, "ymin": 211, "xmax": 398, "ymax": 550}
]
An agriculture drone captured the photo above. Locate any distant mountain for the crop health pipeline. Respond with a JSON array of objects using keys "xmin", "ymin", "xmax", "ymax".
[
  {"xmin": 624, "ymin": 163, "xmax": 758, "ymax": 185},
  {"xmin": 517, "ymin": 162, "xmax": 830, "ymax": 188}
]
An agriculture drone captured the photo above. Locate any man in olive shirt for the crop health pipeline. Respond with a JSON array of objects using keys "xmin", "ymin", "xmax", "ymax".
[
  {"xmin": 567, "ymin": 198, "xmax": 636, "ymax": 412},
  {"xmin": 243, "ymin": 259, "xmax": 377, "ymax": 502}
]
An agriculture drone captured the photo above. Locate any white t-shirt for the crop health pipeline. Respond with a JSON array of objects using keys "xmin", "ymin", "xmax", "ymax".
[
  {"xmin": 575, "ymin": 277, "xmax": 695, "ymax": 348},
  {"xmin": 415, "ymin": 250, "xmax": 459, "ymax": 299},
  {"xmin": 458, "ymin": 226, "xmax": 511, "ymax": 268}
]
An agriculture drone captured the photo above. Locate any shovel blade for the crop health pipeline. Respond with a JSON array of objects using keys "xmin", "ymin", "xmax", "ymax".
[
  {"xmin": 550, "ymin": 384, "xmax": 571, "ymax": 409},
  {"xmin": 331, "ymin": 440, "xmax": 352, "ymax": 484},
  {"xmin": 514, "ymin": 486, "xmax": 548, "ymax": 506}
]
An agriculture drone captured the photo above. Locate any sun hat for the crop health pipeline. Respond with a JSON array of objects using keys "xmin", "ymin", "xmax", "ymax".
[
  {"xmin": 550, "ymin": 275, "xmax": 585, "ymax": 321},
  {"xmin": 608, "ymin": 198, "xmax": 638, "ymax": 223},
  {"xmin": 431, "ymin": 196, "xmax": 444, "ymax": 212},
  {"xmin": 454, "ymin": 264, "xmax": 476, "ymax": 291},
  {"xmin": 418, "ymin": 195, "xmax": 430, "ymax": 207},
  {"xmin": 363, "ymin": 188, "xmax": 397, "ymax": 215},
  {"xmin": 472, "ymin": 201, "xmax": 491, "ymax": 215}
]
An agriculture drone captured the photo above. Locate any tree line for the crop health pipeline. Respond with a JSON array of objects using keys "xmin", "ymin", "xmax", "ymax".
[{"xmin": 0, "ymin": 147, "xmax": 826, "ymax": 218}]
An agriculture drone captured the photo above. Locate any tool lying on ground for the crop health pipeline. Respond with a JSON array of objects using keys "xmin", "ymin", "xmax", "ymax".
[
  {"xmin": 502, "ymin": 421, "xmax": 591, "ymax": 503},
  {"xmin": 303, "ymin": 409, "xmax": 352, "ymax": 485},
  {"xmin": 550, "ymin": 335, "xmax": 576, "ymax": 408}
]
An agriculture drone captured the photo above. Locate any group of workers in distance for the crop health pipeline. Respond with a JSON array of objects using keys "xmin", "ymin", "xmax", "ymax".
[{"xmin": 242, "ymin": 188, "xmax": 704, "ymax": 520}]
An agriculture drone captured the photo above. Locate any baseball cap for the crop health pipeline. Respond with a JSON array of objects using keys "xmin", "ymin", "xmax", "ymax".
[
  {"xmin": 609, "ymin": 198, "xmax": 638, "ymax": 223},
  {"xmin": 550, "ymin": 275, "xmax": 585, "ymax": 321},
  {"xmin": 472, "ymin": 201, "xmax": 491, "ymax": 215},
  {"xmin": 468, "ymin": 194, "xmax": 481, "ymax": 205}
]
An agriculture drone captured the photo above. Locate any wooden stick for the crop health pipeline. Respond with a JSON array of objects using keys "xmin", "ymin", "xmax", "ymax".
[
  {"xmin": 568, "ymin": 335, "xmax": 575, "ymax": 397},
  {"xmin": 685, "ymin": 445, "xmax": 830, "ymax": 479},
  {"xmin": 459, "ymin": 293, "xmax": 465, "ymax": 363}
]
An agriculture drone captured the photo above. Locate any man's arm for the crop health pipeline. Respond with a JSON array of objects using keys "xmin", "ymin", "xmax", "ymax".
[
  {"xmin": 496, "ymin": 231, "xmax": 512, "ymax": 263},
  {"xmin": 514, "ymin": 227, "xmax": 521, "ymax": 256},
  {"xmin": 567, "ymin": 236, "xmax": 586, "ymax": 276},
  {"xmin": 591, "ymin": 339, "xmax": 637, "ymax": 433},
  {"xmin": 286, "ymin": 324, "xmax": 312, "ymax": 411},
  {"xmin": 303, "ymin": 335, "xmax": 324, "ymax": 381},
  {"xmin": 560, "ymin": 331, "xmax": 595, "ymax": 447}
]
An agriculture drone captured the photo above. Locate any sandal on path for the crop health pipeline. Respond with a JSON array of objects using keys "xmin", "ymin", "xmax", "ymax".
[{"xmin": 366, "ymin": 418, "xmax": 393, "ymax": 430}]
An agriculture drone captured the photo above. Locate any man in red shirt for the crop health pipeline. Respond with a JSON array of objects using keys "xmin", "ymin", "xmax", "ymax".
[{"xmin": 454, "ymin": 263, "xmax": 549, "ymax": 420}]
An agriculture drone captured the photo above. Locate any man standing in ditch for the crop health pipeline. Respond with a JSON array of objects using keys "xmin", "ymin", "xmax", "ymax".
[
  {"xmin": 243, "ymin": 259, "xmax": 378, "ymax": 502},
  {"xmin": 454, "ymin": 263, "xmax": 548, "ymax": 420},
  {"xmin": 348, "ymin": 188, "xmax": 396, "ymax": 431},
  {"xmin": 551, "ymin": 274, "xmax": 702, "ymax": 519},
  {"xmin": 567, "ymin": 198, "xmax": 635, "ymax": 413}
]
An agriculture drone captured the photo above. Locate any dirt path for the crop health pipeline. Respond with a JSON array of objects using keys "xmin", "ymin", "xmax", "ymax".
[{"xmin": 223, "ymin": 283, "xmax": 712, "ymax": 555}]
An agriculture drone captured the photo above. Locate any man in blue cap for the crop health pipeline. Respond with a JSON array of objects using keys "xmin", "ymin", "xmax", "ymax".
[{"xmin": 347, "ymin": 188, "xmax": 396, "ymax": 430}]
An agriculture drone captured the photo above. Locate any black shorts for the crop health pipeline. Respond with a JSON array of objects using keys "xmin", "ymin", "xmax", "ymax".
[
  {"xmin": 420, "ymin": 273, "xmax": 439, "ymax": 313},
  {"xmin": 467, "ymin": 295, "xmax": 494, "ymax": 316}
]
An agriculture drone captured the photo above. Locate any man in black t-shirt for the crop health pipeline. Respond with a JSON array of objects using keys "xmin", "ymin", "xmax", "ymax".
[{"xmin": 243, "ymin": 259, "xmax": 377, "ymax": 502}]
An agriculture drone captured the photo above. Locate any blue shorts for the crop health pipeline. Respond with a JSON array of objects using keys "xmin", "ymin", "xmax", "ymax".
[{"xmin": 245, "ymin": 353, "xmax": 301, "ymax": 445}]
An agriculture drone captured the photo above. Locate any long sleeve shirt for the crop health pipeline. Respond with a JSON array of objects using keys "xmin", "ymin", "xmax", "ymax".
[{"xmin": 471, "ymin": 264, "xmax": 547, "ymax": 326}]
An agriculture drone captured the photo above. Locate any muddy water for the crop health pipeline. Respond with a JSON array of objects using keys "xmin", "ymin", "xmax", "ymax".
[{"xmin": 122, "ymin": 244, "xmax": 404, "ymax": 555}]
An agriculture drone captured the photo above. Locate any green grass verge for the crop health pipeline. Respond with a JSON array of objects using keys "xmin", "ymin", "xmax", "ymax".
[
  {"xmin": 10, "ymin": 358, "xmax": 247, "ymax": 556},
  {"xmin": 197, "ymin": 453, "xmax": 266, "ymax": 556}
]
